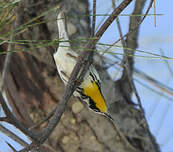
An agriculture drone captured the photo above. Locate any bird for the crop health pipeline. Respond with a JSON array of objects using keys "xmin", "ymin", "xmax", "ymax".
[{"xmin": 53, "ymin": 11, "xmax": 111, "ymax": 119}]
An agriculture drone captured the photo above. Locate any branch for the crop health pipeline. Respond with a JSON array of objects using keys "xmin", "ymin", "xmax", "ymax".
[
  {"xmin": 0, "ymin": 4, "xmax": 38, "ymax": 140},
  {"xmin": 5, "ymin": 142, "xmax": 18, "ymax": 152},
  {"xmin": 101, "ymin": 0, "xmax": 154, "ymax": 57},
  {"xmin": 114, "ymin": 0, "xmax": 154, "ymax": 45},
  {"xmin": 159, "ymin": 49, "xmax": 173, "ymax": 76},
  {"xmin": 0, "ymin": 89, "xmax": 38, "ymax": 140},
  {"xmin": 94, "ymin": 0, "xmax": 133, "ymax": 42},
  {"xmin": 106, "ymin": 54, "xmax": 173, "ymax": 100},
  {"xmin": 29, "ymin": 108, "xmax": 55, "ymax": 130},
  {"xmin": 0, "ymin": 35, "xmax": 13, "ymax": 92},
  {"xmin": 0, "ymin": 124, "xmax": 28, "ymax": 148},
  {"xmin": 29, "ymin": 0, "xmax": 96, "ymax": 131},
  {"xmin": 91, "ymin": 0, "xmax": 96, "ymax": 37},
  {"xmin": 134, "ymin": 68, "xmax": 173, "ymax": 97},
  {"xmin": 111, "ymin": 0, "xmax": 126, "ymax": 48},
  {"xmin": 20, "ymin": 0, "xmax": 134, "ymax": 151},
  {"xmin": 119, "ymin": 0, "xmax": 159, "ymax": 151}
]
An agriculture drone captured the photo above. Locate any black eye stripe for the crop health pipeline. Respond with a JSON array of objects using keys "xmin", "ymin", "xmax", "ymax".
[
  {"xmin": 89, "ymin": 71, "xmax": 101, "ymax": 86},
  {"xmin": 92, "ymin": 71, "xmax": 98, "ymax": 81},
  {"xmin": 88, "ymin": 98, "xmax": 100, "ymax": 113},
  {"xmin": 89, "ymin": 72, "xmax": 96, "ymax": 81},
  {"xmin": 76, "ymin": 87, "xmax": 83, "ymax": 91},
  {"xmin": 61, "ymin": 76, "xmax": 67, "ymax": 83},
  {"xmin": 60, "ymin": 70, "xmax": 69, "ymax": 79},
  {"xmin": 77, "ymin": 89, "xmax": 89, "ymax": 100},
  {"xmin": 96, "ymin": 80, "xmax": 101, "ymax": 88},
  {"xmin": 76, "ymin": 88, "xmax": 100, "ymax": 112}
]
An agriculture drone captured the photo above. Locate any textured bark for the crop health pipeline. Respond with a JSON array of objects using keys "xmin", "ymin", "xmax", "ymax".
[{"xmin": 0, "ymin": 0, "xmax": 160, "ymax": 152}]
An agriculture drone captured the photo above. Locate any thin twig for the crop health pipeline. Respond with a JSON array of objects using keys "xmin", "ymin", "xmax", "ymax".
[
  {"xmin": 0, "ymin": 44, "xmax": 38, "ymax": 139},
  {"xmin": 101, "ymin": 0, "xmax": 154, "ymax": 57},
  {"xmin": 0, "ymin": 5, "xmax": 38, "ymax": 140},
  {"xmin": 0, "ymin": 124, "xmax": 28, "ymax": 147},
  {"xmin": 110, "ymin": 1, "xmax": 138, "ymax": 150},
  {"xmin": 107, "ymin": 116, "xmax": 139, "ymax": 151},
  {"xmin": 6, "ymin": 142, "xmax": 18, "ymax": 152},
  {"xmin": 104, "ymin": 55, "xmax": 173, "ymax": 101},
  {"xmin": 111, "ymin": 0, "xmax": 126, "ymax": 47},
  {"xmin": 111, "ymin": 0, "xmax": 127, "ymax": 79},
  {"xmin": 95, "ymin": 7, "xmax": 112, "ymax": 32},
  {"xmin": 104, "ymin": 54, "xmax": 173, "ymax": 100},
  {"xmin": 0, "ymin": 90, "xmax": 38, "ymax": 140},
  {"xmin": 91, "ymin": 0, "xmax": 96, "ymax": 37},
  {"xmin": 43, "ymin": 143, "xmax": 57, "ymax": 152},
  {"xmin": 29, "ymin": 109, "xmax": 55, "ymax": 130},
  {"xmin": 135, "ymin": 78, "xmax": 173, "ymax": 102},
  {"xmin": 121, "ymin": 0, "xmax": 159, "ymax": 151},
  {"xmin": 0, "ymin": 34, "xmax": 13, "ymax": 92},
  {"xmin": 114, "ymin": 0, "xmax": 154, "ymax": 45},
  {"xmin": 0, "ymin": 117, "xmax": 9, "ymax": 122},
  {"xmin": 94, "ymin": 0, "xmax": 133, "ymax": 41},
  {"xmin": 159, "ymin": 49, "xmax": 173, "ymax": 76},
  {"xmin": 0, "ymin": 36, "xmax": 9, "ymax": 41},
  {"xmin": 154, "ymin": 0, "xmax": 156, "ymax": 27},
  {"xmin": 134, "ymin": 68, "xmax": 173, "ymax": 97},
  {"xmin": 20, "ymin": 1, "xmax": 133, "ymax": 151}
]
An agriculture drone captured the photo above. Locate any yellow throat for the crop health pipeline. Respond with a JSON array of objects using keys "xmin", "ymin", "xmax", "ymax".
[{"xmin": 83, "ymin": 81, "xmax": 107, "ymax": 113}]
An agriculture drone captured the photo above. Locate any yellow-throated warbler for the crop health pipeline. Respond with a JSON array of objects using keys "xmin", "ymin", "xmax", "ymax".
[{"xmin": 54, "ymin": 12, "xmax": 110, "ymax": 117}]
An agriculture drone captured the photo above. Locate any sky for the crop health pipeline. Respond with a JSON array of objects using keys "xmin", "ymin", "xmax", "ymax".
[{"xmin": 0, "ymin": 0, "xmax": 173, "ymax": 151}]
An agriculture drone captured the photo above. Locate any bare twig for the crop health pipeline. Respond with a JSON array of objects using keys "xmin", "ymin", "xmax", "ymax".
[
  {"xmin": 107, "ymin": 116, "xmax": 139, "ymax": 151},
  {"xmin": 20, "ymin": 1, "xmax": 133, "ymax": 151},
  {"xmin": 114, "ymin": 0, "xmax": 154, "ymax": 45},
  {"xmin": 107, "ymin": 54, "xmax": 173, "ymax": 99},
  {"xmin": 101, "ymin": 0, "xmax": 154, "ymax": 57},
  {"xmin": 110, "ymin": 1, "xmax": 138, "ymax": 150},
  {"xmin": 159, "ymin": 49, "xmax": 173, "ymax": 76},
  {"xmin": 0, "ymin": 34, "xmax": 13, "ymax": 92},
  {"xmin": 154, "ymin": 0, "xmax": 156, "ymax": 27},
  {"xmin": 134, "ymin": 68, "xmax": 173, "ymax": 97},
  {"xmin": 6, "ymin": 142, "xmax": 18, "ymax": 152},
  {"xmin": 112, "ymin": 1, "xmax": 153, "ymax": 151},
  {"xmin": 0, "ymin": 124, "xmax": 28, "ymax": 147},
  {"xmin": 111, "ymin": 0, "xmax": 126, "ymax": 47},
  {"xmin": 0, "ymin": 5, "xmax": 38, "ymax": 140},
  {"xmin": 94, "ymin": 0, "xmax": 133, "ymax": 41},
  {"xmin": 120, "ymin": 0, "xmax": 159, "ymax": 151},
  {"xmin": 95, "ymin": 7, "xmax": 112, "ymax": 32},
  {"xmin": 0, "ymin": 116, "xmax": 9, "ymax": 122},
  {"xmin": 111, "ymin": 0, "xmax": 127, "ymax": 78},
  {"xmin": 135, "ymin": 78, "xmax": 173, "ymax": 102},
  {"xmin": 42, "ymin": 143, "xmax": 57, "ymax": 152},
  {"xmin": 40, "ymin": 0, "xmax": 134, "ymax": 142},
  {"xmin": 0, "ymin": 92, "xmax": 38, "ymax": 140},
  {"xmin": 29, "ymin": 109, "xmax": 55, "ymax": 130},
  {"xmin": 91, "ymin": 0, "xmax": 96, "ymax": 37},
  {"xmin": 0, "ymin": 47, "xmax": 37, "ymax": 140}
]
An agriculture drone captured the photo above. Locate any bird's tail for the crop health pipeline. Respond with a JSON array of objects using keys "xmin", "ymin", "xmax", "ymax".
[{"xmin": 57, "ymin": 11, "xmax": 70, "ymax": 46}]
